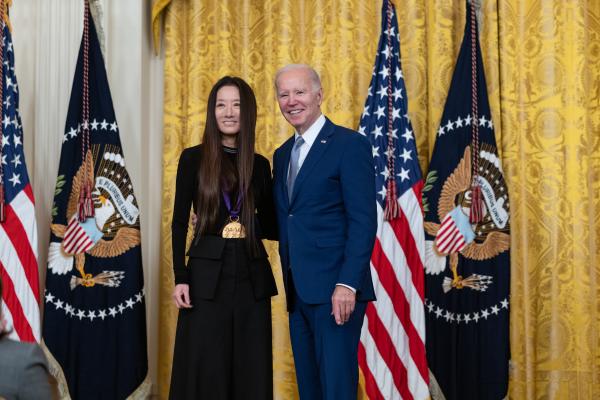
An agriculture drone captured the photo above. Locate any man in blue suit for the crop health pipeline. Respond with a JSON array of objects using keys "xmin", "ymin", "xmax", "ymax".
[{"xmin": 272, "ymin": 64, "xmax": 377, "ymax": 400}]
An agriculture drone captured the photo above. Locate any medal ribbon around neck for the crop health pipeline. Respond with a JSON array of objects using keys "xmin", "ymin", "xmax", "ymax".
[{"xmin": 221, "ymin": 189, "xmax": 246, "ymax": 238}]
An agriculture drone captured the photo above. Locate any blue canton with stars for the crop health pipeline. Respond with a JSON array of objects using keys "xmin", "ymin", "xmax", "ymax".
[
  {"xmin": 0, "ymin": 22, "xmax": 30, "ymax": 202},
  {"xmin": 358, "ymin": 0, "xmax": 421, "ymax": 206}
]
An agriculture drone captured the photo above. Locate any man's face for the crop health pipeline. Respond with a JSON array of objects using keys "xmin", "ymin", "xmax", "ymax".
[{"xmin": 276, "ymin": 69, "xmax": 323, "ymax": 134}]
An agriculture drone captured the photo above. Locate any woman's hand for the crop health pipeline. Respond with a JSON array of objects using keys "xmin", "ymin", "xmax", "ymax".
[{"xmin": 173, "ymin": 284, "xmax": 192, "ymax": 308}]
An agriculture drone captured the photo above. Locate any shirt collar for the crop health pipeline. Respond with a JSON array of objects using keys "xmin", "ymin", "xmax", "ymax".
[{"xmin": 294, "ymin": 114, "xmax": 326, "ymax": 147}]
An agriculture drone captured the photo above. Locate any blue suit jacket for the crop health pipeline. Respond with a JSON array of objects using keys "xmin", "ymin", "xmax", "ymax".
[{"xmin": 273, "ymin": 117, "xmax": 377, "ymax": 307}]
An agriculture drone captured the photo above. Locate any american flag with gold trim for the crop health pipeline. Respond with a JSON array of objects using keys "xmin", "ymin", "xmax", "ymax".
[{"xmin": 357, "ymin": 1, "xmax": 430, "ymax": 399}]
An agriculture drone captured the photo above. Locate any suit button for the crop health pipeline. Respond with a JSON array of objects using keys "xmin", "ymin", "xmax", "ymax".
[{"xmin": 289, "ymin": 214, "xmax": 293, "ymax": 217}]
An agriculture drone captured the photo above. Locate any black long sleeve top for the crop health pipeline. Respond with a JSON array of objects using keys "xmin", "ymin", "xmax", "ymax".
[{"xmin": 171, "ymin": 145, "xmax": 277, "ymax": 284}]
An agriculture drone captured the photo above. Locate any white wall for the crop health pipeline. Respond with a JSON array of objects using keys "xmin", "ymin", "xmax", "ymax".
[{"xmin": 11, "ymin": 1, "xmax": 163, "ymax": 396}]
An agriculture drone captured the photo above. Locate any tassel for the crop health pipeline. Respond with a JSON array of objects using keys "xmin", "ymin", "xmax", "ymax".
[
  {"xmin": 384, "ymin": 180, "xmax": 399, "ymax": 221},
  {"xmin": 77, "ymin": 182, "xmax": 95, "ymax": 222},
  {"xmin": 0, "ymin": 184, "xmax": 5, "ymax": 222},
  {"xmin": 83, "ymin": 183, "xmax": 95, "ymax": 219},
  {"xmin": 469, "ymin": 184, "xmax": 484, "ymax": 224},
  {"xmin": 78, "ymin": 186, "xmax": 86, "ymax": 222}
]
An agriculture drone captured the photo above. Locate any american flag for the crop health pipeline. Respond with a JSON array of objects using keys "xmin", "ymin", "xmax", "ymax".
[
  {"xmin": 0, "ymin": 20, "xmax": 41, "ymax": 343},
  {"xmin": 357, "ymin": 1, "xmax": 430, "ymax": 399}
]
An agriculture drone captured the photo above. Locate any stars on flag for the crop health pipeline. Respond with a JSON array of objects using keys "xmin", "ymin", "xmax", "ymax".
[
  {"xmin": 61, "ymin": 119, "xmax": 119, "ymax": 143},
  {"xmin": 380, "ymin": 165, "xmax": 391, "ymax": 180},
  {"xmin": 372, "ymin": 125, "xmax": 383, "ymax": 138},
  {"xmin": 8, "ymin": 172, "xmax": 20, "ymax": 186},
  {"xmin": 425, "ymin": 298, "xmax": 509, "ymax": 325},
  {"xmin": 381, "ymin": 44, "xmax": 392, "ymax": 59},
  {"xmin": 436, "ymin": 113, "xmax": 493, "ymax": 136},
  {"xmin": 2, "ymin": 60, "xmax": 13, "ymax": 73},
  {"xmin": 5, "ymin": 76, "xmax": 17, "ymax": 93},
  {"xmin": 372, "ymin": 146, "xmax": 380, "ymax": 158},
  {"xmin": 399, "ymin": 148, "xmax": 412, "ymax": 162},
  {"xmin": 378, "ymin": 65, "xmax": 390, "ymax": 79},
  {"xmin": 10, "ymin": 154, "xmax": 21, "ymax": 168},
  {"xmin": 361, "ymin": 105, "xmax": 370, "ymax": 118},
  {"xmin": 357, "ymin": 2, "xmax": 422, "ymax": 210},
  {"xmin": 397, "ymin": 167, "xmax": 410, "ymax": 182},
  {"xmin": 45, "ymin": 289, "xmax": 145, "ymax": 321},
  {"xmin": 385, "ymin": 25, "xmax": 396, "ymax": 38},
  {"xmin": 394, "ymin": 66, "xmax": 403, "ymax": 81}
]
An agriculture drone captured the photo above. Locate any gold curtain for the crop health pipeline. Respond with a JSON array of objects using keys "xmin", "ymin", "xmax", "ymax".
[{"xmin": 152, "ymin": 0, "xmax": 600, "ymax": 399}]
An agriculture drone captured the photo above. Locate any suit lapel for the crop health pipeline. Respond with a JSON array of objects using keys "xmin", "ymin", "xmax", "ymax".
[{"xmin": 290, "ymin": 118, "xmax": 335, "ymax": 205}]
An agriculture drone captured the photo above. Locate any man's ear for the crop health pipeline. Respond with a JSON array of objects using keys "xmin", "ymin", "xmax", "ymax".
[{"xmin": 317, "ymin": 88, "xmax": 323, "ymax": 105}]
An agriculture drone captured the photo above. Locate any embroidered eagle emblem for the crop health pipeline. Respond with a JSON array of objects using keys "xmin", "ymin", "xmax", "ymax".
[
  {"xmin": 47, "ymin": 147, "xmax": 140, "ymax": 289},
  {"xmin": 424, "ymin": 146, "xmax": 510, "ymax": 292}
]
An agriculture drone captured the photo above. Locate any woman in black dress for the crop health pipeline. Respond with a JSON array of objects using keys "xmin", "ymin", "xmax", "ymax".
[{"xmin": 169, "ymin": 76, "xmax": 277, "ymax": 399}]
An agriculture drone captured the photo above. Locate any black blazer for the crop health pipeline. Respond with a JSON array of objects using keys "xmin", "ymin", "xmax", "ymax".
[
  {"xmin": 186, "ymin": 235, "xmax": 277, "ymax": 300},
  {"xmin": 172, "ymin": 145, "xmax": 278, "ymax": 300}
]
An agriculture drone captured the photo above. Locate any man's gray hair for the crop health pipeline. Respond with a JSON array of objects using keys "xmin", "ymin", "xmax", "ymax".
[{"xmin": 274, "ymin": 64, "xmax": 322, "ymax": 91}]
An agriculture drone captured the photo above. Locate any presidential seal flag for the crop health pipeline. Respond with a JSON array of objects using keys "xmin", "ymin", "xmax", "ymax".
[
  {"xmin": 423, "ymin": 2, "xmax": 510, "ymax": 399},
  {"xmin": 43, "ymin": 3, "xmax": 149, "ymax": 399},
  {"xmin": 0, "ymin": 8, "xmax": 41, "ymax": 344},
  {"xmin": 358, "ymin": 1, "xmax": 430, "ymax": 399}
]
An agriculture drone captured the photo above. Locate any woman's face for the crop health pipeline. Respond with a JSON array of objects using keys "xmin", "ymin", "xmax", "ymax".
[{"xmin": 215, "ymin": 85, "xmax": 241, "ymax": 137}]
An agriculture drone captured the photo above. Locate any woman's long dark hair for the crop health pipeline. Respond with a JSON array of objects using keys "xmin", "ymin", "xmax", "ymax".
[{"xmin": 196, "ymin": 76, "xmax": 258, "ymax": 253}]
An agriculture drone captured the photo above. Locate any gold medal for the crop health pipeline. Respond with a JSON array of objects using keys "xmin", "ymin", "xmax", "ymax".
[{"xmin": 222, "ymin": 216, "xmax": 246, "ymax": 238}]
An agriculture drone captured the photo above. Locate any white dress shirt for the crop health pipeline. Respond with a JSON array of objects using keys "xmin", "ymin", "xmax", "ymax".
[{"xmin": 293, "ymin": 113, "xmax": 326, "ymax": 171}]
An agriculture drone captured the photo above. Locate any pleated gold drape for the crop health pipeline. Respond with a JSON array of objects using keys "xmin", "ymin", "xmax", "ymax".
[{"xmin": 152, "ymin": 1, "xmax": 600, "ymax": 399}]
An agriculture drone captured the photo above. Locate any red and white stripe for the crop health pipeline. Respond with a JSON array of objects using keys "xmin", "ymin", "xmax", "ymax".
[
  {"xmin": 63, "ymin": 215, "xmax": 94, "ymax": 254},
  {"xmin": 435, "ymin": 212, "xmax": 467, "ymax": 254},
  {"xmin": 359, "ymin": 182, "xmax": 430, "ymax": 400},
  {"xmin": 0, "ymin": 185, "xmax": 40, "ymax": 342}
]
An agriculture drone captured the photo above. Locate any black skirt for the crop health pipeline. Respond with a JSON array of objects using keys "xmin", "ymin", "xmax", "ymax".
[{"xmin": 169, "ymin": 239, "xmax": 273, "ymax": 400}]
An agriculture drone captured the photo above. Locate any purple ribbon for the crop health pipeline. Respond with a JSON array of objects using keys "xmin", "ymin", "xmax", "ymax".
[{"xmin": 222, "ymin": 189, "xmax": 243, "ymax": 218}]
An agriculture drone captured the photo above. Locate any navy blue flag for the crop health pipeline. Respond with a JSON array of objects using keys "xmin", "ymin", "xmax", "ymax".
[
  {"xmin": 43, "ymin": 8, "xmax": 149, "ymax": 399},
  {"xmin": 423, "ymin": 2, "xmax": 510, "ymax": 399}
]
